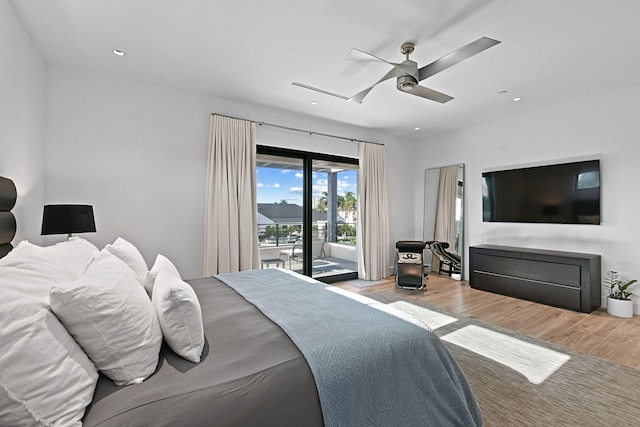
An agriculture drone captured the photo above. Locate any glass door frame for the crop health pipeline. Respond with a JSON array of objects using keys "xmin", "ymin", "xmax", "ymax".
[{"xmin": 257, "ymin": 145, "xmax": 359, "ymax": 282}]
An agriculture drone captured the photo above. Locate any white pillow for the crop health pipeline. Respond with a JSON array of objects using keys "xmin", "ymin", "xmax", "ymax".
[
  {"xmin": 0, "ymin": 380, "xmax": 42, "ymax": 427},
  {"xmin": 152, "ymin": 270, "xmax": 205, "ymax": 363},
  {"xmin": 0, "ymin": 240, "xmax": 44, "ymax": 263},
  {"xmin": 142, "ymin": 254, "xmax": 181, "ymax": 296},
  {"xmin": 0, "ymin": 240, "xmax": 32, "ymax": 266},
  {"xmin": 46, "ymin": 237, "xmax": 100, "ymax": 277},
  {"xmin": 49, "ymin": 250, "xmax": 162, "ymax": 386},
  {"xmin": 104, "ymin": 237, "xmax": 148, "ymax": 282},
  {"xmin": 0, "ymin": 237, "xmax": 98, "ymax": 279},
  {"xmin": 0, "ymin": 303, "xmax": 98, "ymax": 427}
]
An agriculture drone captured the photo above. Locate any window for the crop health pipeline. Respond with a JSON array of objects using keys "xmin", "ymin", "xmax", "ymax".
[{"xmin": 256, "ymin": 146, "xmax": 358, "ymax": 282}]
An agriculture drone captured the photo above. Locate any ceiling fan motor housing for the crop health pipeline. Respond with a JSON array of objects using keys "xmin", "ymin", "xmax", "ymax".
[{"xmin": 397, "ymin": 75, "xmax": 417, "ymax": 92}]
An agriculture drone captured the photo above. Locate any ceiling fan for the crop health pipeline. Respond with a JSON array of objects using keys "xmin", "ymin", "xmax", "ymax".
[{"xmin": 293, "ymin": 37, "xmax": 500, "ymax": 104}]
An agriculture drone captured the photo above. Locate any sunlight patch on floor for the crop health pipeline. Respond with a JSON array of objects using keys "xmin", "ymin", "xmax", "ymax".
[
  {"xmin": 388, "ymin": 301, "xmax": 458, "ymax": 330},
  {"xmin": 326, "ymin": 288, "xmax": 432, "ymax": 329},
  {"xmin": 327, "ymin": 286, "xmax": 380, "ymax": 304},
  {"xmin": 441, "ymin": 325, "xmax": 570, "ymax": 384}
]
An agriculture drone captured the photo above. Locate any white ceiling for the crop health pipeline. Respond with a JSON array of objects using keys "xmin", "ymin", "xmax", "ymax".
[{"xmin": 11, "ymin": 0, "xmax": 640, "ymax": 140}]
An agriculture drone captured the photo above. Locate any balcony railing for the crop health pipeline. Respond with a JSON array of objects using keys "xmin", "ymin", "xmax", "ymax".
[{"xmin": 258, "ymin": 221, "xmax": 356, "ymax": 247}]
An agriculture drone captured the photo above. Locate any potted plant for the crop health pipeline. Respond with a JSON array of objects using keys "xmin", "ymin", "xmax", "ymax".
[{"xmin": 605, "ymin": 270, "xmax": 638, "ymax": 318}]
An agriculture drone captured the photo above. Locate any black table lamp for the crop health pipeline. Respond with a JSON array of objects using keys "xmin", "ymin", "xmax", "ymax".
[{"xmin": 41, "ymin": 204, "xmax": 96, "ymax": 239}]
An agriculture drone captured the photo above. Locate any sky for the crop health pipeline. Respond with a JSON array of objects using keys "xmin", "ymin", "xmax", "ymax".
[{"xmin": 257, "ymin": 167, "xmax": 357, "ymax": 205}]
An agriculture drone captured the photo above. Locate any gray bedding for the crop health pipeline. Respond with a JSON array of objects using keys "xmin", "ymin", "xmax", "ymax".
[
  {"xmin": 82, "ymin": 276, "xmax": 324, "ymax": 427},
  {"xmin": 218, "ymin": 269, "xmax": 482, "ymax": 427},
  {"xmin": 83, "ymin": 270, "xmax": 481, "ymax": 427}
]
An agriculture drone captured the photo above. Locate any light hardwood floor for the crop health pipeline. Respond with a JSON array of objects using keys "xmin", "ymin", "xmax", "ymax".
[{"xmin": 332, "ymin": 274, "xmax": 640, "ymax": 369}]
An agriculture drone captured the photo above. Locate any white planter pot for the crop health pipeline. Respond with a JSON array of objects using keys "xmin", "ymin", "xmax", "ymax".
[{"xmin": 607, "ymin": 297, "xmax": 634, "ymax": 318}]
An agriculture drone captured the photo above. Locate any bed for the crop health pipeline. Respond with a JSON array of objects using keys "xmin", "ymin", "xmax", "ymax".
[{"xmin": 0, "ymin": 176, "xmax": 481, "ymax": 427}]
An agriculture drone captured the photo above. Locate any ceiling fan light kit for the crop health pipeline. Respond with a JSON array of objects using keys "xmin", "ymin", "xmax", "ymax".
[
  {"xmin": 397, "ymin": 75, "xmax": 417, "ymax": 92},
  {"xmin": 293, "ymin": 37, "xmax": 500, "ymax": 104}
]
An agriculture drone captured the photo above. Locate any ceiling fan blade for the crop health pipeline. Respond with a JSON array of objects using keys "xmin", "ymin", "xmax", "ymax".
[
  {"xmin": 346, "ymin": 48, "xmax": 396, "ymax": 66},
  {"xmin": 348, "ymin": 86, "xmax": 375, "ymax": 104},
  {"xmin": 404, "ymin": 85, "xmax": 454, "ymax": 104},
  {"xmin": 292, "ymin": 82, "xmax": 350, "ymax": 100},
  {"xmin": 347, "ymin": 48, "xmax": 419, "ymax": 79},
  {"xmin": 418, "ymin": 37, "xmax": 500, "ymax": 81},
  {"xmin": 348, "ymin": 66, "xmax": 411, "ymax": 103}
]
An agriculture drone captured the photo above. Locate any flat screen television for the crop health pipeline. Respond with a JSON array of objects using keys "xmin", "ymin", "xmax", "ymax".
[{"xmin": 482, "ymin": 160, "xmax": 600, "ymax": 225}]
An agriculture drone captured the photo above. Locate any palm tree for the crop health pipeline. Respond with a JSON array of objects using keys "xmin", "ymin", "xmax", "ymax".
[
  {"xmin": 314, "ymin": 191, "xmax": 328, "ymax": 213},
  {"xmin": 342, "ymin": 192, "xmax": 356, "ymax": 212},
  {"xmin": 335, "ymin": 191, "xmax": 356, "ymax": 226}
]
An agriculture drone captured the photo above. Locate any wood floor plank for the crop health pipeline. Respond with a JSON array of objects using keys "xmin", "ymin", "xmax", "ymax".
[
  {"xmin": 554, "ymin": 329, "xmax": 607, "ymax": 354},
  {"xmin": 570, "ymin": 310, "xmax": 625, "ymax": 337}
]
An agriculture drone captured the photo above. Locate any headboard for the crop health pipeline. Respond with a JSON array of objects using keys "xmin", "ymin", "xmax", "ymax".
[{"xmin": 0, "ymin": 177, "xmax": 17, "ymax": 258}]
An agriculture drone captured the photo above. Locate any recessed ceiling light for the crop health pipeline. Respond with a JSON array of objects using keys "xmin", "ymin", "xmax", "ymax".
[
  {"xmin": 310, "ymin": 101, "xmax": 318, "ymax": 105},
  {"xmin": 414, "ymin": 127, "xmax": 420, "ymax": 131},
  {"xmin": 513, "ymin": 97, "xmax": 522, "ymax": 102},
  {"xmin": 112, "ymin": 49, "xmax": 125, "ymax": 57}
]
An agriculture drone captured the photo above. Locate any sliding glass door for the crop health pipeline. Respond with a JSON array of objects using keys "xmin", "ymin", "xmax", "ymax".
[
  {"xmin": 256, "ymin": 146, "xmax": 358, "ymax": 282},
  {"xmin": 310, "ymin": 159, "xmax": 358, "ymax": 279}
]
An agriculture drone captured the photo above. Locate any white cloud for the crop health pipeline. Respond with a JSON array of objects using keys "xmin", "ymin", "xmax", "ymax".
[
  {"xmin": 295, "ymin": 172, "xmax": 303, "ymax": 179},
  {"xmin": 312, "ymin": 184, "xmax": 327, "ymax": 197},
  {"xmin": 272, "ymin": 183, "xmax": 280, "ymax": 188},
  {"xmin": 337, "ymin": 179, "xmax": 356, "ymax": 193},
  {"xmin": 290, "ymin": 186, "xmax": 303, "ymax": 194},
  {"xmin": 257, "ymin": 182, "xmax": 264, "ymax": 188}
]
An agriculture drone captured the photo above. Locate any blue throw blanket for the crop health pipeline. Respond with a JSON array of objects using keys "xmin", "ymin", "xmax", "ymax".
[{"xmin": 216, "ymin": 269, "xmax": 481, "ymax": 427}]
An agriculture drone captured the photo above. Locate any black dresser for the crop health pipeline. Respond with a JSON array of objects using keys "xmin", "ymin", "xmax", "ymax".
[{"xmin": 469, "ymin": 244, "xmax": 601, "ymax": 313}]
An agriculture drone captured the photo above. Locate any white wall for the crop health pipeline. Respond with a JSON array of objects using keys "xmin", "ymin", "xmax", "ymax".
[
  {"xmin": 413, "ymin": 84, "xmax": 640, "ymax": 309},
  {"xmin": 0, "ymin": 2, "xmax": 45, "ymax": 244},
  {"xmin": 44, "ymin": 67, "xmax": 211, "ymax": 278},
  {"xmin": 44, "ymin": 65, "xmax": 415, "ymax": 278}
]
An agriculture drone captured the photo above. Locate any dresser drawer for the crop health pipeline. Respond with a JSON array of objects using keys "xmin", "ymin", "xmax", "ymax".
[
  {"xmin": 473, "ymin": 254, "xmax": 581, "ymax": 288},
  {"xmin": 473, "ymin": 271, "xmax": 582, "ymax": 311}
]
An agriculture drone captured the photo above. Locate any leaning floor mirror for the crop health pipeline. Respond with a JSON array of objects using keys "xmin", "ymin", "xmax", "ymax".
[{"xmin": 423, "ymin": 164, "xmax": 464, "ymax": 280}]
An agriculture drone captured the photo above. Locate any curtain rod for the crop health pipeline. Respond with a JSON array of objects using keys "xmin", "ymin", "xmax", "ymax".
[{"xmin": 212, "ymin": 113, "xmax": 383, "ymax": 146}]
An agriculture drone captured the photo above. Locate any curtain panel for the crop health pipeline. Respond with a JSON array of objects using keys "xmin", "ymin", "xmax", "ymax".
[
  {"xmin": 357, "ymin": 142, "xmax": 390, "ymax": 281},
  {"xmin": 434, "ymin": 165, "xmax": 458, "ymax": 251},
  {"xmin": 203, "ymin": 115, "xmax": 259, "ymax": 275}
]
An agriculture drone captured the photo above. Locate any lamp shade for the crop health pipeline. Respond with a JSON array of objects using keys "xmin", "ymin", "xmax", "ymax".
[{"xmin": 41, "ymin": 204, "xmax": 96, "ymax": 236}]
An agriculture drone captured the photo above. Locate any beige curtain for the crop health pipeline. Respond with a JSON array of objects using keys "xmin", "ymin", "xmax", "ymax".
[
  {"xmin": 203, "ymin": 115, "xmax": 259, "ymax": 275},
  {"xmin": 434, "ymin": 165, "xmax": 458, "ymax": 251},
  {"xmin": 357, "ymin": 142, "xmax": 390, "ymax": 280}
]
